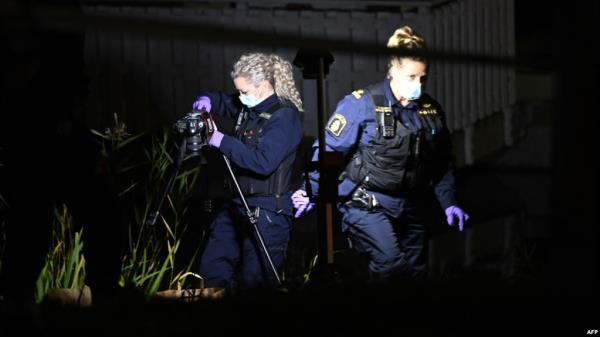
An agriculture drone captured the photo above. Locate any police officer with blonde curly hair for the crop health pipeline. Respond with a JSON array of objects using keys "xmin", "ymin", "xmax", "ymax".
[
  {"xmin": 191, "ymin": 52, "xmax": 303, "ymax": 289},
  {"xmin": 292, "ymin": 26, "xmax": 469, "ymax": 281}
]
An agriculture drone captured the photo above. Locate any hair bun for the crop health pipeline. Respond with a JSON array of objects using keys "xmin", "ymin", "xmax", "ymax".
[{"xmin": 387, "ymin": 26, "xmax": 425, "ymax": 49}]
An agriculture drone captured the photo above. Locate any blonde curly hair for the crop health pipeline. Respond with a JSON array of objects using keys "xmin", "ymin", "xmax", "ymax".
[
  {"xmin": 231, "ymin": 52, "xmax": 303, "ymax": 111},
  {"xmin": 386, "ymin": 26, "xmax": 426, "ymax": 66}
]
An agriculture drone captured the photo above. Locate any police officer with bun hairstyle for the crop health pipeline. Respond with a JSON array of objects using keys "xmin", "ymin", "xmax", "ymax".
[
  {"xmin": 292, "ymin": 26, "xmax": 469, "ymax": 281},
  {"xmin": 191, "ymin": 52, "xmax": 303, "ymax": 289}
]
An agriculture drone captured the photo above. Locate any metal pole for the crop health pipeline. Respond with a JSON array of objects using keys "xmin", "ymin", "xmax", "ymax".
[
  {"xmin": 316, "ymin": 56, "xmax": 335, "ymax": 265},
  {"xmin": 221, "ymin": 155, "xmax": 282, "ymax": 285}
]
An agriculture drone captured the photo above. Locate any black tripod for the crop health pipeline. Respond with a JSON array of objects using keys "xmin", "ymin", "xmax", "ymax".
[
  {"xmin": 147, "ymin": 137, "xmax": 282, "ymax": 285},
  {"xmin": 146, "ymin": 137, "xmax": 187, "ymax": 228}
]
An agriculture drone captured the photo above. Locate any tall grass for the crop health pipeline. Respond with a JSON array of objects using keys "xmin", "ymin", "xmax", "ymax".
[
  {"xmin": 31, "ymin": 114, "xmax": 201, "ymax": 302},
  {"xmin": 35, "ymin": 205, "xmax": 86, "ymax": 303},
  {"xmin": 93, "ymin": 114, "xmax": 201, "ymax": 298}
]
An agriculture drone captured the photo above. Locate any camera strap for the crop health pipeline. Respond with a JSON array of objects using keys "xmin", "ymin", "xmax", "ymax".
[
  {"xmin": 234, "ymin": 108, "xmax": 247, "ymax": 133},
  {"xmin": 202, "ymin": 112, "xmax": 215, "ymax": 133}
]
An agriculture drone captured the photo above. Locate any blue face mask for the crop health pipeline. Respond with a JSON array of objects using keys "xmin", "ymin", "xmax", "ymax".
[
  {"xmin": 239, "ymin": 93, "xmax": 262, "ymax": 108},
  {"xmin": 398, "ymin": 80, "xmax": 422, "ymax": 101},
  {"xmin": 407, "ymin": 85, "xmax": 421, "ymax": 101}
]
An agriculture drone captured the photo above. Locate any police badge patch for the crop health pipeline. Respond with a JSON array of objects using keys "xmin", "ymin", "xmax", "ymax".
[{"xmin": 327, "ymin": 113, "xmax": 347, "ymax": 137}]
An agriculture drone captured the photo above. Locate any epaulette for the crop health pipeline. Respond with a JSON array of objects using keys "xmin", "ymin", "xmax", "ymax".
[
  {"xmin": 418, "ymin": 99, "xmax": 438, "ymax": 116},
  {"xmin": 258, "ymin": 112, "xmax": 272, "ymax": 119},
  {"xmin": 351, "ymin": 89, "xmax": 364, "ymax": 100}
]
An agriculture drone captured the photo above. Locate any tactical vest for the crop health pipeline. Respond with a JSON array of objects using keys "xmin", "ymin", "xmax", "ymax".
[
  {"xmin": 232, "ymin": 102, "xmax": 295, "ymax": 197},
  {"xmin": 345, "ymin": 83, "xmax": 449, "ymax": 194}
]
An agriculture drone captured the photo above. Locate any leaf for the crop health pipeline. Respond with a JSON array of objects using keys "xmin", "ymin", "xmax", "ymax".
[
  {"xmin": 91, "ymin": 129, "xmax": 110, "ymax": 140},
  {"xmin": 116, "ymin": 131, "xmax": 147, "ymax": 150},
  {"xmin": 118, "ymin": 181, "xmax": 140, "ymax": 197},
  {"xmin": 147, "ymin": 256, "xmax": 171, "ymax": 297}
]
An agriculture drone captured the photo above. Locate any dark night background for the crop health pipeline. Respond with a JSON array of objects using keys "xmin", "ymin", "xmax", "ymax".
[{"xmin": 0, "ymin": 0, "xmax": 598, "ymax": 336}]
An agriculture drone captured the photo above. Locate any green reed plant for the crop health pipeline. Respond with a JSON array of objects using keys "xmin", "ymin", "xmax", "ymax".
[
  {"xmin": 34, "ymin": 205, "xmax": 86, "ymax": 303},
  {"xmin": 303, "ymin": 254, "xmax": 319, "ymax": 284},
  {"xmin": 92, "ymin": 114, "xmax": 200, "ymax": 298},
  {"xmin": 118, "ymin": 128, "xmax": 200, "ymax": 297}
]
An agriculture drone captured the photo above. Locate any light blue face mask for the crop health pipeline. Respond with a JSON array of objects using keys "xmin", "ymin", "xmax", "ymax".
[
  {"xmin": 398, "ymin": 80, "xmax": 422, "ymax": 101},
  {"xmin": 407, "ymin": 85, "xmax": 421, "ymax": 101},
  {"xmin": 239, "ymin": 93, "xmax": 262, "ymax": 108}
]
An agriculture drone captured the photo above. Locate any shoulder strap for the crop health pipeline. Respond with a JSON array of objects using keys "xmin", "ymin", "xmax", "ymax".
[
  {"xmin": 364, "ymin": 83, "xmax": 392, "ymax": 116},
  {"xmin": 364, "ymin": 83, "xmax": 388, "ymax": 109}
]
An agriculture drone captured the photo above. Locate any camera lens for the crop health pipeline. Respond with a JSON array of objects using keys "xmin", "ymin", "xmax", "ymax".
[{"xmin": 187, "ymin": 135, "xmax": 204, "ymax": 154}]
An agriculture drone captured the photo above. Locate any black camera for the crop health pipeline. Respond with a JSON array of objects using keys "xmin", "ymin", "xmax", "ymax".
[{"xmin": 173, "ymin": 109, "xmax": 214, "ymax": 155}]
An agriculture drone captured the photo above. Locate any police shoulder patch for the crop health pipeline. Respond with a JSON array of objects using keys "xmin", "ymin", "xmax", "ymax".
[{"xmin": 326, "ymin": 113, "xmax": 347, "ymax": 137}]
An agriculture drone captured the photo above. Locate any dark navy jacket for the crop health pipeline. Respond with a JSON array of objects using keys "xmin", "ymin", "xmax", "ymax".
[
  {"xmin": 308, "ymin": 80, "xmax": 457, "ymax": 218},
  {"xmin": 201, "ymin": 91, "xmax": 303, "ymax": 215}
]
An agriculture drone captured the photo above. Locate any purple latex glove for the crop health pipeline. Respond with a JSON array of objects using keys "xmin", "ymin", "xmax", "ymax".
[
  {"xmin": 445, "ymin": 205, "xmax": 470, "ymax": 231},
  {"xmin": 208, "ymin": 130, "xmax": 224, "ymax": 148},
  {"xmin": 192, "ymin": 96, "xmax": 211, "ymax": 112},
  {"xmin": 291, "ymin": 189, "xmax": 314, "ymax": 218}
]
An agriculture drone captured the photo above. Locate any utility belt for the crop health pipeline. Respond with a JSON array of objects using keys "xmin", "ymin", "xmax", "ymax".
[
  {"xmin": 232, "ymin": 193, "xmax": 289, "ymax": 214},
  {"xmin": 345, "ymin": 186, "xmax": 380, "ymax": 210}
]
